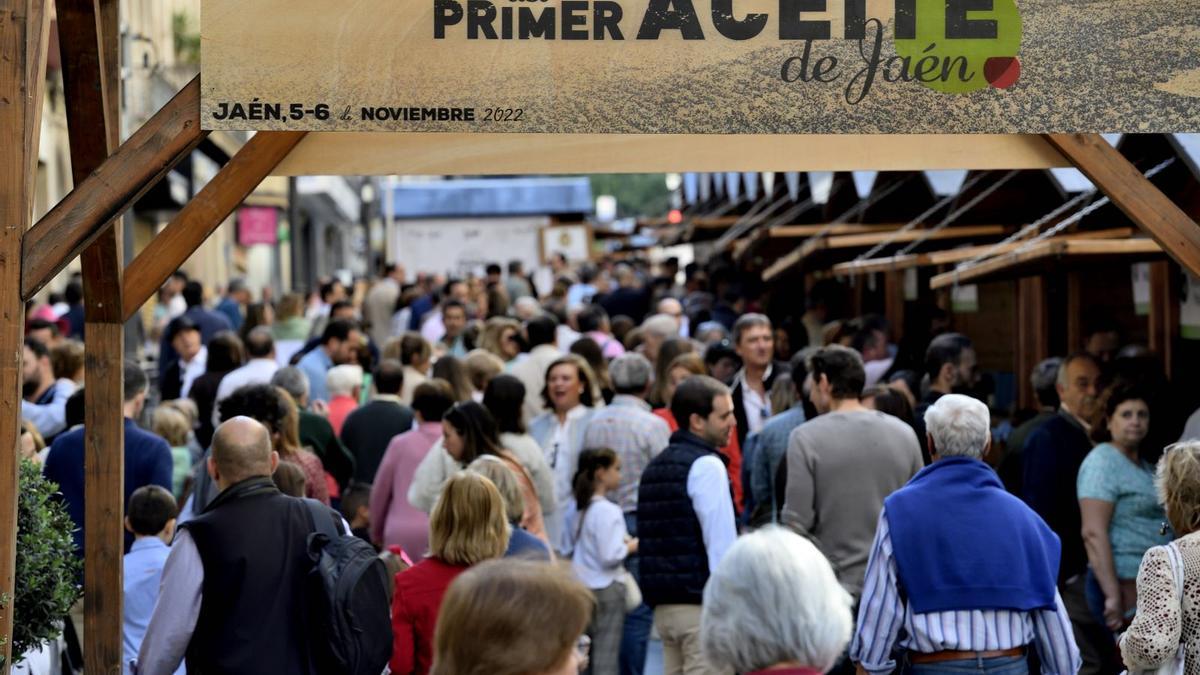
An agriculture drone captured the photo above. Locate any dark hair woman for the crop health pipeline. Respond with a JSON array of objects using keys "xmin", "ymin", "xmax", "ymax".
[
  {"xmin": 189, "ymin": 330, "xmax": 246, "ymax": 448},
  {"xmin": 484, "ymin": 375, "xmax": 558, "ymax": 524},
  {"xmin": 436, "ymin": 401, "xmax": 548, "ymax": 545}
]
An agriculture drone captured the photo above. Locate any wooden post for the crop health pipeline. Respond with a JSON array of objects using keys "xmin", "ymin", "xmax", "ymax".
[
  {"xmin": 884, "ymin": 270, "xmax": 906, "ymax": 343},
  {"xmin": 123, "ymin": 131, "xmax": 307, "ymax": 320},
  {"xmin": 1015, "ymin": 277, "xmax": 1049, "ymax": 410},
  {"xmin": 0, "ymin": 1, "xmax": 46, "ymax": 669},
  {"xmin": 1148, "ymin": 261, "xmax": 1179, "ymax": 379},
  {"xmin": 1066, "ymin": 272, "xmax": 1082, "ymax": 354},
  {"xmin": 57, "ymin": 0, "xmax": 124, "ymax": 670}
]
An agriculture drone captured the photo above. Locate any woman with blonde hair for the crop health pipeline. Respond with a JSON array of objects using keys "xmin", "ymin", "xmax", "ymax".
[
  {"xmin": 464, "ymin": 349, "xmax": 505, "ymax": 400},
  {"xmin": 1121, "ymin": 440, "xmax": 1200, "ymax": 672},
  {"xmin": 478, "ymin": 317, "xmax": 523, "ymax": 366},
  {"xmin": 391, "ymin": 472, "xmax": 510, "ymax": 675},
  {"xmin": 431, "ymin": 559, "xmax": 594, "ymax": 675},
  {"xmin": 152, "ymin": 405, "xmax": 194, "ymax": 499}
]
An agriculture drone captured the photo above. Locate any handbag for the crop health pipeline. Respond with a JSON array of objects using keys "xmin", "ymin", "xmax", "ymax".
[
  {"xmin": 619, "ymin": 569, "xmax": 642, "ymax": 612},
  {"xmin": 1127, "ymin": 541, "xmax": 1186, "ymax": 675}
]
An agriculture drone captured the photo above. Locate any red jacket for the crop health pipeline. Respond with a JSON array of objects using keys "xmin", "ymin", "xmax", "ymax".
[{"xmin": 389, "ymin": 557, "xmax": 470, "ymax": 675}]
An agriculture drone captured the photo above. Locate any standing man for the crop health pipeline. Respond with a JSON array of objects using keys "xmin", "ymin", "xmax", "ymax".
[
  {"xmin": 998, "ymin": 356, "xmax": 1062, "ymax": 495},
  {"xmin": 160, "ymin": 318, "xmax": 207, "ymax": 402},
  {"xmin": 439, "ymin": 299, "xmax": 470, "ymax": 358},
  {"xmin": 913, "ymin": 332, "xmax": 978, "ymax": 462},
  {"xmin": 136, "ymin": 417, "xmax": 349, "ymax": 674},
  {"xmin": 365, "ymin": 264, "xmax": 404, "ymax": 347},
  {"xmin": 730, "ymin": 314, "xmax": 783, "ymax": 450},
  {"xmin": 44, "ymin": 361, "xmax": 174, "ymax": 643},
  {"xmin": 511, "ymin": 315, "xmax": 563, "ymax": 423},
  {"xmin": 159, "ymin": 281, "xmax": 233, "ymax": 382},
  {"xmin": 212, "ymin": 327, "xmax": 279, "ymax": 427},
  {"xmin": 637, "ymin": 376, "xmax": 738, "ymax": 675},
  {"xmin": 1023, "ymin": 353, "xmax": 1116, "ymax": 674},
  {"xmin": 214, "ymin": 278, "xmax": 250, "ymax": 332},
  {"xmin": 21, "ymin": 336, "xmax": 77, "ymax": 439},
  {"xmin": 781, "ymin": 346, "xmax": 923, "ymax": 599},
  {"xmin": 851, "ymin": 394, "xmax": 1080, "ymax": 675},
  {"xmin": 340, "ymin": 359, "xmax": 414, "ymax": 484},
  {"xmin": 583, "ymin": 353, "xmax": 672, "ymax": 675},
  {"xmin": 746, "ymin": 349, "xmax": 808, "ymax": 525},
  {"xmin": 297, "ymin": 319, "xmax": 362, "ymax": 404},
  {"xmin": 506, "ymin": 259, "xmax": 534, "ymax": 301}
]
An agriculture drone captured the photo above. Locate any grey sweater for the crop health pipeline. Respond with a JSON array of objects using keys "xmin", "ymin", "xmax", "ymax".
[{"xmin": 781, "ymin": 409, "xmax": 923, "ymax": 598}]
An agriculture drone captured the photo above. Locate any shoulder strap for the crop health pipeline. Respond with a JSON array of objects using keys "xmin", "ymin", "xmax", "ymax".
[{"xmin": 304, "ymin": 498, "xmax": 339, "ymax": 540}]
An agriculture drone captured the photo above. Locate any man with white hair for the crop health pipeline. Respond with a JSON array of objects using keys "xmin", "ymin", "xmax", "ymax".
[
  {"xmin": 639, "ymin": 313, "xmax": 680, "ymax": 367},
  {"xmin": 851, "ymin": 394, "xmax": 1080, "ymax": 675}
]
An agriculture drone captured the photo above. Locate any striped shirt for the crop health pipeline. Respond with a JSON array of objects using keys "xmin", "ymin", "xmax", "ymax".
[{"xmin": 850, "ymin": 509, "xmax": 1081, "ymax": 675}]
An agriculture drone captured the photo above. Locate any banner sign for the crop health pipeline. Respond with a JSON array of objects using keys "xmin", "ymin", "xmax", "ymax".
[{"xmin": 201, "ymin": 0, "xmax": 1200, "ymax": 134}]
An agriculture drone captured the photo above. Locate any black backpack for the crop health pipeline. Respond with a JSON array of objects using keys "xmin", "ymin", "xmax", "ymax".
[{"xmin": 303, "ymin": 499, "xmax": 393, "ymax": 675}]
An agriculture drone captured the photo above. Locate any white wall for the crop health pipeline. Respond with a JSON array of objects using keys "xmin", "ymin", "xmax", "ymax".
[{"xmin": 393, "ymin": 216, "xmax": 549, "ymax": 280}]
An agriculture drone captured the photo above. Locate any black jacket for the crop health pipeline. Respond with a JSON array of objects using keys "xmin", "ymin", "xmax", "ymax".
[
  {"xmin": 181, "ymin": 476, "xmax": 342, "ymax": 674},
  {"xmin": 637, "ymin": 431, "xmax": 725, "ymax": 607}
]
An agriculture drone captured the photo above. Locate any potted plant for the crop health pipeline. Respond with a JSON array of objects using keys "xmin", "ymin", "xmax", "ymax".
[{"xmin": 0, "ymin": 460, "xmax": 81, "ymax": 668}]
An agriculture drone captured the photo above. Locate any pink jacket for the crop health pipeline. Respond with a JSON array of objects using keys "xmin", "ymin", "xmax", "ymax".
[{"xmin": 370, "ymin": 422, "xmax": 442, "ymax": 560}]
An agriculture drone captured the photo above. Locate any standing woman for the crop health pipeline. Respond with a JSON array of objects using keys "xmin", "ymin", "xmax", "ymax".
[
  {"xmin": 478, "ymin": 317, "xmax": 524, "ymax": 367},
  {"xmin": 409, "ymin": 401, "xmax": 548, "ymax": 542},
  {"xmin": 239, "ymin": 301, "xmax": 275, "ymax": 344},
  {"xmin": 1079, "ymin": 384, "xmax": 1169, "ymax": 632},
  {"xmin": 483, "ymin": 374, "xmax": 557, "ymax": 522},
  {"xmin": 529, "ymin": 355, "xmax": 599, "ymax": 552},
  {"xmin": 371, "ymin": 381, "xmax": 457, "ymax": 560},
  {"xmin": 571, "ymin": 448, "xmax": 636, "ymax": 675},
  {"xmin": 188, "ymin": 330, "xmax": 245, "ymax": 448},
  {"xmin": 1120, "ymin": 441, "xmax": 1200, "ymax": 671},
  {"xmin": 391, "ymin": 472, "xmax": 510, "ymax": 675}
]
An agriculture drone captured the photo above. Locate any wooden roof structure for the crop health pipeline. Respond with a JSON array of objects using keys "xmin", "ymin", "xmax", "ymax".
[{"xmin": 4, "ymin": 0, "xmax": 1200, "ymax": 669}]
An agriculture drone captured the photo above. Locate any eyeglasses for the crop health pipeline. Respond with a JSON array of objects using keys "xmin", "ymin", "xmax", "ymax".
[{"xmin": 575, "ymin": 635, "xmax": 591, "ymax": 672}]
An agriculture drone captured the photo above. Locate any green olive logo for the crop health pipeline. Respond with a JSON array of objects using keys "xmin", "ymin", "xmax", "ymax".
[{"xmin": 894, "ymin": 0, "xmax": 1022, "ymax": 94}]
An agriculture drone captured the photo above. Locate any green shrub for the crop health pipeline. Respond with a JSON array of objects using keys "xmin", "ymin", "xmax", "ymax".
[{"xmin": 0, "ymin": 460, "xmax": 82, "ymax": 666}]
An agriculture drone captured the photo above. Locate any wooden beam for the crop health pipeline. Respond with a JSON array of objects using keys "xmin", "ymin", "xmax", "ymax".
[
  {"xmin": 123, "ymin": 131, "xmax": 307, "ymax": 320},
  {"xmin": 57, "ymin": 0, "xmax": 126, "ymax": 670},
  {"xmin": 827, "ymin": 225, "xmax": 1006, "ymax": 249},
  {"xmin": 832, "ymin": 228, "xmax": 1136, "ymax": 277},
  {"xmin": 766, "ymin": 223, "xmax": 902, "ymax": 238},
  {"xmin": 21, "ymin": 78, "xmax": 206, "ymax": 300},
  {"xmin": 930, "ymin": 238, "xmax": 1165, "ymax": 289},
  {"xmin": 1044, "ymin": 133, "xmax": 1200, "ymax": 278},
  {"xmin": 0, "ymin": 1, "xmax": 43, "ymax": 668},
  {"xmin": 1016, "ymin": 277, "xmax": 1049, "ymax": 410},
  {"xmin": 1148, "ymin": 261, "xmax": 1179, "ymax": 379}
]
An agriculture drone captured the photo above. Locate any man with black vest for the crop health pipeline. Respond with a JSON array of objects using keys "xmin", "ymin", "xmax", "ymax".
[
  {"xmin": 136, "ymin": 416, "xmax": 344, "ymax": 675},
  {"xmin": 637, "ymin": 375, "xmax": 738, "ymax": 675}
]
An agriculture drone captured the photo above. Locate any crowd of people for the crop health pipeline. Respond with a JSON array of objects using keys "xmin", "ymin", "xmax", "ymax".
[{"xmin": 15, "ymin": 254, "xmax": 1200, "ymax": 675}]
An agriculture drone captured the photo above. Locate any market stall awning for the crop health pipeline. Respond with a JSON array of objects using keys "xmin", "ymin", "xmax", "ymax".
[
  {"xmin": 762, "ymin": 224, "xmax": 1007, "ymax": 282},
  {"xmin": 929, "ymin": 237, "xmax": 1165, "ymax": 289},
  {"xmin": 831, "ymin": 227, "xmax": 1136, "ymax": 277}
]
